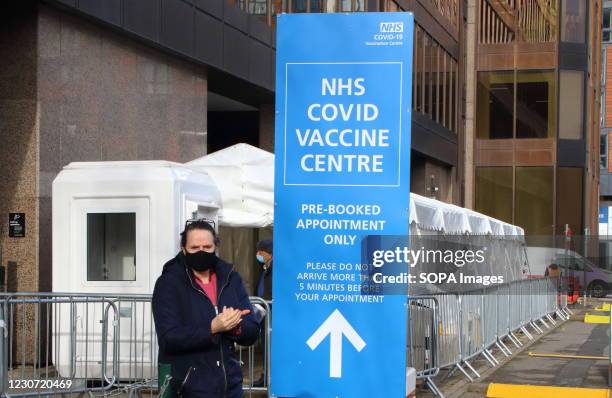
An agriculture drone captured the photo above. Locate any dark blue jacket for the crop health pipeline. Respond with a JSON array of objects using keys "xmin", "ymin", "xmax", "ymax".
[{"xmin": 152, "ymin": 253, "xmax": 259, "ymax": 398}]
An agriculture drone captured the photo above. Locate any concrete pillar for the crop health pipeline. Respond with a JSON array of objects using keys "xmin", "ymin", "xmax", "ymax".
[{"xmin": 463, "ymin": 0, "xmax": 477, "ymax": 210}]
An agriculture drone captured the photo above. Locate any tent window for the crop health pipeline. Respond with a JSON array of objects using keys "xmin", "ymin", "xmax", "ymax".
[{"xmin": 87, "ymin": 213, "xmax": 136, "ymax": 281}]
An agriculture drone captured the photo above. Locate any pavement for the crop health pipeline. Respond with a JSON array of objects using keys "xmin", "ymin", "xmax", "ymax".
[
  {"xmin": 479, "ymin": 320, "xmax": 609, "ymax": 388},
  {"xmin": 417, "ymin": 298, "xmax": 612, "ymax": 398}
]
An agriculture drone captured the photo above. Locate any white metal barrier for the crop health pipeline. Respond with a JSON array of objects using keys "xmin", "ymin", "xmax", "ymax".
[
  {"xmin": 0, "ymin": 278, "xmax": 568, "ymax": 398},
  {"xmin": 426, "ymin": 277, "xmax": 569, "ymax": 393},
  {"xmin": 0, "ymin": 293, "xmax": 271, "ymax": 398}
]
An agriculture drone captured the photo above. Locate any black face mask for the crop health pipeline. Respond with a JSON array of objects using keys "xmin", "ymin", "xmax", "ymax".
[{"xmin": 184, "ymin": 250, "xmax": 217, "ymax": 272}]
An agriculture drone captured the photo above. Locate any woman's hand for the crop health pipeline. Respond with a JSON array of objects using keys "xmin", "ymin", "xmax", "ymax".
[{"xmin": 211, "ymin": 307, "xmax": 251, "ymax": 334}]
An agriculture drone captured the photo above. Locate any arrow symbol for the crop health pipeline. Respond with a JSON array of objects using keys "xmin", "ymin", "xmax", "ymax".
[{"xmin": 306, "ymin": 309, "xmax": 366, "ymax": 378}]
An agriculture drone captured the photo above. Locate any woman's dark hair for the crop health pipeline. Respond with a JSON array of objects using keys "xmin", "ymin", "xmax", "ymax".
[{"xmin": 180, "ymin": 220, "xmax": 220, "ymax": 248}]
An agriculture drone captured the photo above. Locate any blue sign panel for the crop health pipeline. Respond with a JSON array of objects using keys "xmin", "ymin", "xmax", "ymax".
[
  {"xmin": 272, "ymin": 13, "xmax": 414, "ymax": 398},
  {"xmin": 600, "ymin": 206, "xmax": 608, "ymax": 224}
]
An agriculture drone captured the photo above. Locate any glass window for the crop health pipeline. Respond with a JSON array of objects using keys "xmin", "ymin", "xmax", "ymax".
[
  {"xmin": 516, "ymin": 71, "xmax": 556, "ymax": 139},
  {"xmin": 432, "ymin": 42, "xmax": 440, "ymax": 124},
  {"xmin": 556, "ymin": 167, "xmax": 583, "ymax": 236},
  {"xmin": 340, "ymin": 0, "xmax": 352, "ymax": 11},
  {"xmin": 604, "ymin": 8, "xmax": 611, "ymax": 29},
  {"xmin": 323, "ymin": 0, "xmax": 335, "ymax": 12},
  {"xmin": 515, "ymin": 167, "xmax": 554, "ymax": 236},
  {"xmin": 87, "ymin": 213, "xmax": 136, "ymax": 281},
  {"xmin": 248, "ymin": 0, "xmax": 268, "ymax": 15},
  {"xmin": 415, "ymin": 27, "xmax": 425, "ymax": 113},
  {"xmin": 475, "ymin": 167, "xmax": 513, "ymax": 224},
  {"xmin": 442, "ymin": 52, "xmax": 448, "ymax": 129},
  {"xmin": 412, "ymin": 27, "xmax": 457, "ymax": 133},
  {"xmin": 559, "ymin": 71, "xmax": 584, "ymax": 139},
  {"xmin": 436, "ymin": 44, "xmax": 444, "ymax": 125},
  {"xmin": 424, "ymin": 35, "xmax": 432, "ymax": 116},
  {"xmin": 555, "ymin": 255, "xmax": 584, "ymax": 271},
  {"xmin": 310, "ymin": 0, "xmax": 323, "ymax": 12},
  {"xmin": 561, "ymin": 0, "xmax": 586, "ymax": 43},
  {"xmin": 602, "ymin": 134, "xmax": 608, "ymax": 169},
  {"xmin": 451, "ymin": 60, "xmax": 457, "ymax": 132},
  {"xmin": 292, "ymin": 0, "xmax": 308, "ymax": 12},
  {"xmin": 476, "ymin": 71, "xmax": 514, "ymax": 139},
  {"xmin": 604, "ymin": 31, "xmax": 611, "ymax": 43},
  {"xmin": 443, "ymin": 54, "xmax": 455, "ymax": 131}
]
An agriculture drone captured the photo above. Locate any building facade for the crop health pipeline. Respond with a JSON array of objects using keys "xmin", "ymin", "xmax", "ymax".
[
  {"xmin": 467, "ymin": 0, "xmax": 601, "ymax": 239},
  {"xmin": 0, "ymin": 0, "xmax": 603, "ymax": 296},
  {"xmin": 0, "ymin": 0, "xmax": 275, "ymax": 293}
]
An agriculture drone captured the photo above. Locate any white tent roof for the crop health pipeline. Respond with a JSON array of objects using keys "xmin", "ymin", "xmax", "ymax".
[
  {"xmin": 409, "ymin": 193, "xmax": 524, "ymax": 239},
  {"xmin": 187, "ymin": 143, "xmax": 525, "ymax": 239},
  {"xmin": 187, "ymin": 143, "xmax": 274, "ymax": 227}
]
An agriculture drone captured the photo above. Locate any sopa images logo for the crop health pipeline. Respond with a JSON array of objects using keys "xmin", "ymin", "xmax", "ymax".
[{"xmin": 379, "ymin": 22, "xmax": 404, "ymax": 33}]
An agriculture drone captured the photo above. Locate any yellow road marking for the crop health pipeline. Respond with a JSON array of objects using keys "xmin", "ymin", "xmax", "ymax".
[
  {"xmin": 487, "ymin": 383, "xmax": 610, "ymax": 398},
  {"xmin": 594, "ymin": 303, "xmax": 611, "ymax": 312},
  {"xmin": 527, "ymin": 352, "xmax": 608, "ymax": 360},
  {"xmin": 584, "ymin": 313, "xmax": 610, "ymax": 324}
]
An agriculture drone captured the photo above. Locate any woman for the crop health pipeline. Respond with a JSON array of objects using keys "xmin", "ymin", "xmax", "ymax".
[{"xmin": 152, "ymin": 220, "xmax": 259, "ymax": 397}]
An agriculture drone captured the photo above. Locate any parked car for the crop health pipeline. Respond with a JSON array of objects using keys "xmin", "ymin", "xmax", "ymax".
[{"xmin": 526, "ymin": 247, "xmax": 612, "ymax": 298}]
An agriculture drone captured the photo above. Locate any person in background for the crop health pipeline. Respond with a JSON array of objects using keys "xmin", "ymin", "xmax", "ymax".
[
  {"xmin": 152, "ymin": 220, "xmax": 259, "ymax": 398},
  {"xmin": 255, "ymin": 239, "xmax": 273, "ymax": 300},
  {"xmin": 545, "ymin": 263, "xmax": 561, "ymax": 278}
]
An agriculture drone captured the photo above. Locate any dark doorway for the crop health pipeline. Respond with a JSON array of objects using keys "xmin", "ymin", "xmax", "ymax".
[
  {"xmin": 207, "ymin": 111, "xmax": 259, "ymax": 153},
  {"xmin": 207, "ymin": 92, "xmax": 259, "ymax": 153}
]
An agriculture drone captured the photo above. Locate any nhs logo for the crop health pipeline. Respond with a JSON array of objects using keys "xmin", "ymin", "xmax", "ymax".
[{"xmin": 380, "ymin": 22, "xmax": 403, "ymax": 33}]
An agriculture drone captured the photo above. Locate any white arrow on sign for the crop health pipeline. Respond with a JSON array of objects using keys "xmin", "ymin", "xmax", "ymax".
[{"xmin": 306, "ymin": 309, "xmax": 366, "ymax": 378}]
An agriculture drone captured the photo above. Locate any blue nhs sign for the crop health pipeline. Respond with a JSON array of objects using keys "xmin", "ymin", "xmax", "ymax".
[{"xmin": 272, "ymin": 12, "xmax": 414, "ymax": 398}]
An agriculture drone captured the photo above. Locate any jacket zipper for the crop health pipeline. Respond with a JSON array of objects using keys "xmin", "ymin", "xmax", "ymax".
[
  {"xmin": 217, "ymin": 272, "xmax": 233, "ymax": 398},
  {"xmin": 185, "ymin": 266, "xmax": 234, "ymax": 398}
]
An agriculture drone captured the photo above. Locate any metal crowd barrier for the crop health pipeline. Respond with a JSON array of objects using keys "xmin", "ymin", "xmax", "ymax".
[
  {"xmin": 406, "ymin": 296, "xmax": 442, "ymax": 397},
  {"xmin": 0, "ymin": 278, "xmax": 569, "ymax": 398},
  {"xmin": 0, "ymin": 293, "xmax": 271, "ymax": 398},
  {"xmin": 415, "ymin": 277, "xmax": 571, "ymax": 397}
]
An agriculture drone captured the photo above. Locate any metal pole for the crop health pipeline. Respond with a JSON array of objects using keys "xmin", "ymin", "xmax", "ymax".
[
  {"xmin": 0, "ymin": 300, "xmax": 7, "ymax": 396},
  {"xmin": 584, "ymin": 227, "xmax": 589, "ymax": 299}
]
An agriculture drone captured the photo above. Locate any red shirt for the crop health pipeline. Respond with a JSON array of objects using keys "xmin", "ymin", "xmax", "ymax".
[
  {"xmin": 193, "ymin": 271, "xmax": 218, "ymax": 307},
  {"xmin": 193, "ymin": 271, "xmax": 241, "ymax": 336}
]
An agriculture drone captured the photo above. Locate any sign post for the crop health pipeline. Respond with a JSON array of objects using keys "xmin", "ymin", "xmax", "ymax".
[{"xmin": 272, "ymin": 12, "xmax": 414, "ymax": 398}]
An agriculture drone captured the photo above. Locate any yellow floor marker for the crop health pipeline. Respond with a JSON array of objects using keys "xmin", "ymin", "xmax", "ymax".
[
  {"xmin": 527, "ymin": 352, "xmax": 608, "ymax": 360},
  {"xmin": 594, "ymin": 303, "xmax": 611, "ymax": 312},
  {"xmin": 487, "ymin": 383, "xmax": 610, "ymax": 398},
  {"xmin": 584, "ymin": 313, "xmax": 611, "ymax": 324}
]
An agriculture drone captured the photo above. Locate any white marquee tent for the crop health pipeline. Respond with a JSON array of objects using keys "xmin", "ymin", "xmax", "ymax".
[
  {"xmin": 187, "ymin": 143, "xmax": 525, "ymax": 239},
  {"xmin": 187, "ymin": 143, "xmax": 274, "ymax": 228}
]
